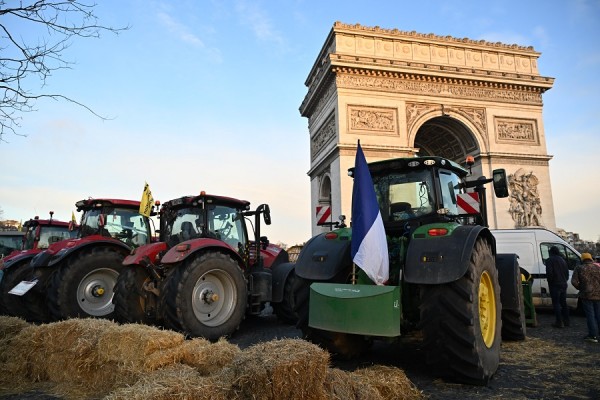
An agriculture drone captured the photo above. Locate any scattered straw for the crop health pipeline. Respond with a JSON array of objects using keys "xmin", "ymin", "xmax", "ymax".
[{"xmin": 352, "ymin": 365, "xmax": 424, "ymax": 400}]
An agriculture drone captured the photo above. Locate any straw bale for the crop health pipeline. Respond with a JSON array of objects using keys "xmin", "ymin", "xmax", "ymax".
[
  {"xmin": 226, "ymin": 338, "xmax": 330, "ymax": 400},
  {"xmin": 178, "ymin": 337, "xmax": 241, "ymax": 374},
  {"xmin": 0, "ymin": 324, "xmax": 47, "ymax": 382},
  {"xmin": 97, "ymin": 323, "xmax": 185, "ymax": 365},
  {"xmin": 0, "ymin": 315, "xmax": 30, "ymax": 338},
  {"xmin": 351, "ymin": 365, "xmax": 424, "ymax": 400},
  {"xmin": 104, "ymin": 364, "xmax": 230, "ymax": 400},
  {"xmin": 323, "ymin": 367, "xmax": 383, "ymax": 400}
]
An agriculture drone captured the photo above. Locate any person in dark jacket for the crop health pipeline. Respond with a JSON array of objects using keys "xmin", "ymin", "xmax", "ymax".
[
  {"xmin": 545, "ymin": 245, "xmax": 570, "ymax": 327},
  {"xmin": 571, "ymin": 253, "xmax": 600, "ymax": 342}
]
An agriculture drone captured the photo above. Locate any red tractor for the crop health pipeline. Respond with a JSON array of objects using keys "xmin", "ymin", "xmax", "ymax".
[
  {"xmin": 0, "ymin": 212, "xmax": 75, "ymax": 315},
  {"xmin": 113, "ymin": 192, "xmax": 296, "ymax": 340},
  {"xmin": 9, "ymin": 199, "xmax": 153, "ymax": 323}
]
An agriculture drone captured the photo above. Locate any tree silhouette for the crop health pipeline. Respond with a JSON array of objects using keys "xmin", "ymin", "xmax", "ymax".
[{"xmin": 0, "ymin": 1, "xmax": 126, "ymax": 142}]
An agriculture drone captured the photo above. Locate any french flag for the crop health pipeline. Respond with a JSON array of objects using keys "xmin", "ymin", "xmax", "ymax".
[{"xmin": 350, "ymin": 141, "xmax": 389, "ymax": 285}]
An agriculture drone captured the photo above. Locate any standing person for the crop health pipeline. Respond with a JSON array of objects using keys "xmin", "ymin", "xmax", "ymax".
[
  {"xmin": 545, "ymin": 246, "xmax": 570, "ymax": 328},
  {"xmin": 571, "ymin": 253, "xmax": 600, "ymax": 343}
]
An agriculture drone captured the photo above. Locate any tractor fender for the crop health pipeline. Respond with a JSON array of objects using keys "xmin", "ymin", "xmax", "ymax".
[
  {"xmin": 496, "ymin": 253, "xmax": 521, "ymax": 312},
  {"xmin": 160, "ymin": 238, "xmax": 245, "ymax": 267},
  {"xmin": 0, "ymin": 251, "xmax": 38, "ymax": 272},
  {"xmin": 404, "ymin": 225, "xmax": 495, "ymax": 284},
  {"xmin": 261, "ymin": 245, "xmax": 289, "ymax": 268},
  {"xmin": 293, "ymin": 230, "xmax": 352, "ymax": 281},
  {"xmin": 31, "ymin": 239, "xmax": 131, "ymax": 268},
  {"xmin": 271, "ymin": 261, "xmax": 295, "ymax": 303},
  {"xmin": 123, "ymin": 242, "xmax": 168, "ymax": 266}
]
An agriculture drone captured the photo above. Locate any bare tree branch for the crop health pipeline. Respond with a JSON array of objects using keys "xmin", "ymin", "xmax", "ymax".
[{"xmin": 0, "ymin": 0, "xmax": 127, "ymax": 142}]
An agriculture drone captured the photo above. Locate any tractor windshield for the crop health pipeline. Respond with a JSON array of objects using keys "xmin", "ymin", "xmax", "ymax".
[
  {"xmin": 80, "ymin": 207, "xmax": 150, "ymax": 247},
  {"xmin": 164, "ymin": 207, "xmax": 205, "ymax": 246},
  {"xmin": 24, "ymin": 225, "xmax": 74, "ymax": 250},
  {"xmin": 373, "ymin": 170, "xmax": 435, "ymax": 223}
]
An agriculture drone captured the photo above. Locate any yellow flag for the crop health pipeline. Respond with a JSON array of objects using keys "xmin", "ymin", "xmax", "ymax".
[
  {"xmin": 69, "ymin": 211, "xmax": 77, "ymax": 231},
  {"xmin": 139, "ymin": 182, "xmax": 154, "ymax": 217}
]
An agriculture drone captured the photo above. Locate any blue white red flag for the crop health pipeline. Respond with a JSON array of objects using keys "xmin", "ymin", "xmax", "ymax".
[{"xmin": 350, "ymin": 141, "xmax": 389, "ymax": 285}]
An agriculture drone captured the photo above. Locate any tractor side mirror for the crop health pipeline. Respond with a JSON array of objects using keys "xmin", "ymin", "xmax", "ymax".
[
  {"xmin": 492, "ymin": 169, "xmax": 509, "ymax": 198},
  {"xmin": 262, "ymin": 204, "xmax": 271, "ymax": 225}
]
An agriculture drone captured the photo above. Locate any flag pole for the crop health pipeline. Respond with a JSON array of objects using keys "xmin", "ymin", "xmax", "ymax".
[{"xmin": 351, "ymin": 263, "xmax": 357, "ymax": 285}]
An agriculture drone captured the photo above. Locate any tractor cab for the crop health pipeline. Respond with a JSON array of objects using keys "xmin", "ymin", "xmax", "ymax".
[
  {"xmin": 76, "ymin": 199, "xmax": 152, "ymax": 248},
  {"xmin": 22, "ymin": 213, "xmax": 75, "ymax": 251},
  {"xmin": 159, "ymin": 193, "xmax": 251, "ymax": 255}
]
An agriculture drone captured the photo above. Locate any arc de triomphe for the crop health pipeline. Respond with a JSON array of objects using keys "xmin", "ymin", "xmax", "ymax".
[{"xmin": 300, "ymin": 22, "xmax": 556, "ymax": 236}]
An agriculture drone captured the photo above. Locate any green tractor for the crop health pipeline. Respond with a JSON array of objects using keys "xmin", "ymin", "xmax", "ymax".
[{"xmin": 293, "ymin": 154, "xmax": 527, "ymax": 385}]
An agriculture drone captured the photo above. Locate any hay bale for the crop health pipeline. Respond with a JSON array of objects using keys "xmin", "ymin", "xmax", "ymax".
[
  {"xmin": 104, "ymin": 364, "xmax": 230, "ymax": 400},
  {"xmin": 323, "ymin": 367, "xmax": 383, "ymax": 400},
  {"xmin": 178, "ymin": 337, "xmax": 241, "ymax": 375},
  {"xmin": 225, "ymin": 338, "xmax": 329, "ymax": 400},
  {"xmin": 0, "ymin": 315, "xmax": 30, "ymax": 339},
  {"xmin": 0, "ymin": 324, "xmax": 47, "ymax": 382},
  {"xmin": 351, "ymin": 365, "xmax": 424, "ymax": 400},
  {"xmin": 97, "ymin": 323, "xmax": 185, "ymax": 367}
]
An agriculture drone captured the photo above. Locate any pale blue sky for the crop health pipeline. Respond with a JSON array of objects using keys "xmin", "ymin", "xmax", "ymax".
[{"xmin": 1, "ymin": 0, "xmax": 599, "ymax": 244}]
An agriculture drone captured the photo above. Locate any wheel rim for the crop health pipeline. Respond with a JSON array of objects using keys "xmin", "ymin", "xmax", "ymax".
[
  {"xmin": 77, "ymin": 268, "xmax": 119, "ymax": 316},
  {"xmin": 479, "ymin": 270, "xmax": 496, "ymax": 348},
  {"xmin": 191, "ymin": 268, "xmax": 237, "ymax": 327}
]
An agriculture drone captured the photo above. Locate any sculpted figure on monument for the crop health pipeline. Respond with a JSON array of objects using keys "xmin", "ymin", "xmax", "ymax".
[{"xmin": 508, "ymin": 169, "xmax": 543, "ymax": 227}]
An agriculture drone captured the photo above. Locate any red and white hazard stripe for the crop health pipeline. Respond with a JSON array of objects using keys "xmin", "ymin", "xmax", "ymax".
[
  {"xmin": 456, "ymin": 193, "xmax": 480, "ymax": 214},
  {"xmin": 316, "ymin": 205, "xmax": 331, "ymax": 225}
]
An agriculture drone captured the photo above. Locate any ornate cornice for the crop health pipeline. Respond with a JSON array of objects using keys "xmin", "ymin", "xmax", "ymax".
[{"xmin": 333, "ymin": 22, "xmax": 538, "ymax": 53}]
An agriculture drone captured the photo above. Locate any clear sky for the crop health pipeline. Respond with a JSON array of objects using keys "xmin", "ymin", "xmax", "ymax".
[{"xmin": 1, "ymin": 0, "xmax": 599, "ymax": 245}]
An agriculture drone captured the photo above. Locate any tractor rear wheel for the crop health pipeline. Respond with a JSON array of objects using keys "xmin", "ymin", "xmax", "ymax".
[
  {"xmin": 420, "ymin": 237, "xmax": 501, "ymax": 385},
  {"xmin": 162, "ymin": 251, "xmax": 246, "ymax": 340},
  {"xmin": 47, "ymin": 247, "xmax": 125, "ymax": 320},
  {"xmin": 272, "ymin": 270, "xmax": 298, "ymax": 324},
  {"xmin": 293, "ymin": 275, "xmax": 371, "ymax": 358},
  {"xmin": 113, "ymin": 266, "xmax": 158, "ymax": 325}
]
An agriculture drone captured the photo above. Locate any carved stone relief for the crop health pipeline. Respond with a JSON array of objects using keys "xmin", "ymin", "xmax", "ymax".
[
  {"xmin": 508, "ymin": 168, "xmax": 543, "ymax": 227},
  {"xmin": 348, "ymin": 106, "xmax": 397, "ymax": 134},
  {"xmin": 495, "ymin": 117, "xmax": 539, "ymax": 144},
  {"xmin": 336, "ymin": 74, "xmax": 543, "ymax": 105},
  {"xmin": 311, "ymin": 113, "xmax": 336, "ymax": 160}
]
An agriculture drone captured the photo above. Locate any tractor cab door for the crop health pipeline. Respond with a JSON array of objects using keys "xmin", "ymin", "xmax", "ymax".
[{"xmin": 207, "ymin": 205, "xmax": 248, "ymax": 254}]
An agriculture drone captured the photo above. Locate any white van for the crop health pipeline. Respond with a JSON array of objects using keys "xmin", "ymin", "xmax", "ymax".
[{"xmin": 491, "ymin": 228, "xmax": 581, "ymax": 309}]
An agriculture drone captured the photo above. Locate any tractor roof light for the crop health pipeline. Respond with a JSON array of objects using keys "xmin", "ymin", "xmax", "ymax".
[
  {"xmin": 407, "ymin": 161, "xmax": 420, "ymax": 167},
  {"xmin": 423, "ymin": 159, "xmax": 435, "ymax": 166},
  {"xmin": 428, "ymin": 228, "xmax": 449, "ymax": 237}
]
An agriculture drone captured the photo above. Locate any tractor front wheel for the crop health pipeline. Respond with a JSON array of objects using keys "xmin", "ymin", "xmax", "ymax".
[
  {"xmin": 162, "ymin": 251, "xmax": 247, "ymax": 340},
  {"xmin": 47, "ymin": 247, "xmax": 125, "ymax": 320},
  {"xmin": 5, "ymin": 264, "xmax": 54, "ymax": 323},
  {"xmin": 272, "ymin": 270, "xmax": 298, "ymax": 324},
  {"xmin": 0, "ymin": 259, "xmax": 30, "ymax": 316},
  {"xmin": 113, "ymin": 266, "xmax": 158, "ymax": 325},
  {"xmin": 420, "ymin": 237, "xmax": 501, "ymax": 385}
]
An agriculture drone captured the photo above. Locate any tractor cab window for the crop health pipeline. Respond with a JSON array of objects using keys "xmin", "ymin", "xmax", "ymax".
[
  {"xmin": 165, "ymin": 207, "xmax": 204, "ymax": 245},
  {"xmin": 438, "ymin": 170, "xmax": 462, "ymax": 215},
  {"xmin": 103, "ymin": 208, "xmax": 151, "ymax": 247},
  {"xmin": 23, "ymin": 226, "xmax": 37, "ymax": 250},
  {"xmin": 208, "ymin": 205, "xmax": 247, "ymax": 251},
  {"xmin": 373, "ymin": 170, "xmax": 435, "ymax": 222},
  {"xmin": 37, "ymin": 226, "xmax": 73, "ymax": 249}
]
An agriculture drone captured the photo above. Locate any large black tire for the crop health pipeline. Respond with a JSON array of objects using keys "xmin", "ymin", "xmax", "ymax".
[
  {"xmin": 161, "ymin": 251, "xmax": 247, "ymax": 340},
  {"xmin": 47, "ymin": 247, "xmax": 125, "ymax": 320},
  {"xmin": 4, "ymin": 264, "xmax": 54, "ymax": 323},
  {"xmin": 272, "ymin": 270, "xmax": 298, "ymax": 324},
  {"xmin": 113, "ymin": 266, "xmax": 158, "ymax": 325},
  {"xmin": 420, "ymin": 237, "xmax": 502, "ymax": 385},
  {"xmin": 497, "ymin": 256, "xmax": 526, "ymax": 341},
  {"xmin": 0, "ymin": 259, "xmax": 30, "ymax": 315},
  {"xmin": 293, "ymin": 274, "xmax": 371, "ymax": 358}
]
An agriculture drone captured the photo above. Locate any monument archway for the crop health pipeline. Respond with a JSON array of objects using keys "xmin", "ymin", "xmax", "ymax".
[{"xmin": 301, "ymin": 22, "xmax": 556, "ymax": 235}]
